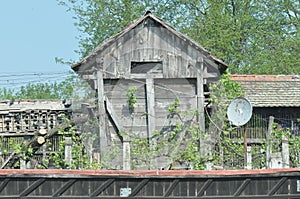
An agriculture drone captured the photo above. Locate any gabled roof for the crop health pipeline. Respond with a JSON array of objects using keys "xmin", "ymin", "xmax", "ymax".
[
  {"xmin": 231, "ymin": 74, "xmax": 300, "ymax": 107},
  {"xmin": 73, "ymin": 12, "xmax": 227, "ymax": 71}
]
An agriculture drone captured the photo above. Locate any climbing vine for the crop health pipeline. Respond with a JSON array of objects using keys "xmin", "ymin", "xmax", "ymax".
[{"xmin": 126, "ymin": 87, "xmax": 137, "ymax": 113}]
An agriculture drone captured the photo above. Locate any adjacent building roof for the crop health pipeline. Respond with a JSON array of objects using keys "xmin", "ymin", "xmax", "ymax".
[{"xmin": 231, "ymin": 75, "xmax": 300, "ymax": 107}]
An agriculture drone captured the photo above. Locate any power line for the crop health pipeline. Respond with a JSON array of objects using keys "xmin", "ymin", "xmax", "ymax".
[
  {"xmin": 0, "ymin": 71, "xmax": 71, "ymax": 78},
  {"xmin": 0, "ymin": 74, "xmax": 73, "ymax": 82},
  {"xmin": 0, "ymin": 72, "xmax": 76, "ymax": 89}
]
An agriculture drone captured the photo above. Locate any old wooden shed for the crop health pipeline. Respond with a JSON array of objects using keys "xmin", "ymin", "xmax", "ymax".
[{"xmin": 72, "ymin": 12, "xmax": 227, "ymax": 169}]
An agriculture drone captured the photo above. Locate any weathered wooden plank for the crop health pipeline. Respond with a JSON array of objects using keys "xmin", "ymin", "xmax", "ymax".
[
  {"xmin": 96, "ymin": 67, "xmax": 108, "ymax": 161},
  {"xmin": 130, "ymin": 73, "xmax": 163, "ymax": 79},
  {"xmin": 105, "ymin": 96, "xmax": 122, "ymax": 133},
  {"xmin": 123, "ymin": 141, "xmax": 131, "ymax": 170},
  {"xmin": 99, "ymin": 23, "xmax": 219, "ymax": 79},
  {"xmin": 196, "ymin": 57, "xmax": 206, "ymax": 157},
  {"xmin": 146, "ymin": 77, "xmax": 156, "ymax": 138}
]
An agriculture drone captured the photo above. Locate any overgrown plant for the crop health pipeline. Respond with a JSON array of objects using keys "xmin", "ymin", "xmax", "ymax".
[
  {"xmin": 129, "ymin": 98, "xmax": 207, "ymax": 170},
  {"xmin": 126, "ymin": 87, "xmax": 137, "ymax": 113},
  {"xmin": 207, "ymin": 69, "xmax": 246, "ymax": 169},
  {"xmin": 124, "ymin": 72, "xmax": 248, "ymax": 170},
  {"xmin": 43, "ymin": 118, "xmax": 101, "ymax": 169}
]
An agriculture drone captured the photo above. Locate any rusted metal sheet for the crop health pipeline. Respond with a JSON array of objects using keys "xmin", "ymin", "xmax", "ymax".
[{"xmin": 1, "ymin": 169, "xmax": 300, "ymax": 198}]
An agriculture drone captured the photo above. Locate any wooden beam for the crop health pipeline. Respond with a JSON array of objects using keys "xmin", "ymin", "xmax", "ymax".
[
  {"xmin": 105, "ymin": 96, "xmax": 122, "ymax": 134},
  {"xmin": 64, "ymin": 137, "xmax": 72, "ymax": 168},
  {"xmin": 96, "ymin": 66, "xmax": 108, "ymax": 162},
  {"xmin": 197, "ymin": 57, "xmax": 205, "ymax": 133},
  {"xmin": 146, "ymin": 77, "xmax": 155, "ymax": 138},
  {"xmin": 282, "ymin": 135, "xmax": 289, "ymax": 168},
  {"xmin": 196, "ymin": 57, "xmax": 206, "ymax": 157},
  {"xmin": 130, "ymin": 73, "xmax": 163, "ymax": 79},
  {"xmin": 266, "ymin": 116, "xmax": 274, "ymax": 169},
  {"xmin": 123, "ymin": 141, "xmax": 131, "ymax": 170},
  {"xmin": 146, "ymin": 76, "xmax": 157, "ymax": 169}
]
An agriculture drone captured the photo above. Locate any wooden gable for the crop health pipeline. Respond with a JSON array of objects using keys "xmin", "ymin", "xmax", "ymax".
[{"xmin": 73, "ymin": 12, "xmax": 226, "ymax": 83}]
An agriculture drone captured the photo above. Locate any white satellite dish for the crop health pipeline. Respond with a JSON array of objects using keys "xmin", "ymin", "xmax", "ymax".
[{"xmin": 227, "ymin": 97, "xmax": 252, "ymax": 126}]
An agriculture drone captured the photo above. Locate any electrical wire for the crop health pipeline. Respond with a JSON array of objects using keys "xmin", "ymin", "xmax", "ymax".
[
  {"xmin": 0, "ymin": 71, "xmax": 76, "ymax": 89},
  {"xmin": 0, "ymin": 71, "xmax": 71, "ymax": 78}
]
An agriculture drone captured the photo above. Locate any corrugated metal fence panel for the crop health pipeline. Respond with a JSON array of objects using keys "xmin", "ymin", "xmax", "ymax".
[{"xmin": 0, "ymin": 169, "xmax": 300, "ymax": 198}]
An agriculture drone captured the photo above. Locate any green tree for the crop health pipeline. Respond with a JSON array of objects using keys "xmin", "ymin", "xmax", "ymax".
[
  {"xmin": 60, "ymin": 0, "xmax": 299, "ymax": 74},
  {"xmin": 58, "ymin": 0, "xmax": 198, "ymax": 57},
  {"xmin": 0, "ymin": 88, "xmax": 15, "ymax": 100},
  {"xmin": 0, "ymin": 76, "xmax": 77, "ymax": 100},
  {"xmin": 182, "ymin": 0, "xmax": 299, "ymax": 74}
]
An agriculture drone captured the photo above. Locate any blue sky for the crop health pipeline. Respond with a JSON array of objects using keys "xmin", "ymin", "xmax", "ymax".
[{"xmin": 0, "ymin": 1, "xmax": 79, "ymax": 88}]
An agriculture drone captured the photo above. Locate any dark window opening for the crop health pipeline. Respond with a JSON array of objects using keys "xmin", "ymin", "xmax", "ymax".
[{"xmin": 131, "ymin": 62, "xmax": 162, "ymax": 74}]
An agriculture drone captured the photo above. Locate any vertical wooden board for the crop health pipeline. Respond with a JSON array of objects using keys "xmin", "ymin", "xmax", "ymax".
[
  {"xmin": 169, "ymin": 53, "xmax": 178, "ymax": 78},
  {"xmin": 120, "ymin": 53, "xmax": 131, "ymax": 77},
  {"xmin": 132, "ymin": 48, "xmax": 141, "ymax": 62},
  {"xmin": 114, "ymin": 29, "xmax": 136, "ymax": 78},
  {"xmin": 123, "ymin": 141, "xmax": 131, "ymax": 170},
  {"xmin": 150, "ymin": 26, "xmax": 160, "ymax": 49},
  {"xmin": 175, "ymin": 53, "xmax": 182, "ymax": 76},
  {"xmin": 146, "ymin": 78, "xmax": 155, "ymax": 138},
  {"xmin": 103, "ymin": 45, "xmax": 117, "ymax": 78},
  {"xmin": 137, "ymin": 28, "xmax": 147, "ymax": 60},
  {"xmin": 197, "ymin": 58, "xmax": 205, "ymax": 132},
  {"xmin": 131, "ymin": 26, "xmax": 140, "ymax": 58},
  {"xmin": 148, "ymin": 26, "xmax": 156, "ymax": 54},
  {"xmin": 96, "ymin": 70, "xmax": 108, "ymax": 160},
  {"xmin": 155, "ymin": 26, "xmax": 169, "ymax": 53}
]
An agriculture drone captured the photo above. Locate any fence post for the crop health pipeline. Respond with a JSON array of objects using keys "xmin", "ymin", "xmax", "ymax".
[
  {"xmin": 246, "ymin": 146, "xmax": 252, "ymax": 169},
  {"xmin": 64, "ymin": 137, "xmax": 72, "ymax": 168},
  {"xmin": 123, "ymin": 139, "xmax": 131, "ymax": 170},
  {"xmin": 282, "ymin": 135, "xmax": 289, "ymax": 168},
  {"xmin": 266, "ymin": 116, "xmax": 274, "ymax": 169}
]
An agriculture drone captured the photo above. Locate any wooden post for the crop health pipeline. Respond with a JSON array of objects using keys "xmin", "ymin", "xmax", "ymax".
[
  {"xmin": 243, "ymin": 125, "xmax": 247, "ymax": 168},
  {"xmin": 282, "ymin": 135, "xmax": 289, "ymax": 168},
  {"xmin": 196, "ymin": 57, "xmax": 206, "ymax": 157},
  {"xmin": 123, "ymin": 138, "xmax": 131, "ymax": 170},
  {"xmin": 246, "ymin": 146, "xmax": 252, "ymax": 170},
  {"xmin": 266, "ymin": 116, "xmax": 274, "ymax": 169},
  {"xmin": 146, "ymin": 76, "xmax": 156, "ymax": 169},
  {"xmin": 146, "ymin": 76, "xmax": 155, "ymax": 139},
  {"xmin": 20, "ymin": 158, "xmax": 26, "ymax": 169},
  {"xmin": 64, "ymin": 137, "xmax": 72, "ymax": 168},
  {"xmin": 96, "ymin": 59, "xmax": 107, "ymax": 162},
  {"xmin": 42, "ymin": 144, "xmax": 47, "ymax": 166}
]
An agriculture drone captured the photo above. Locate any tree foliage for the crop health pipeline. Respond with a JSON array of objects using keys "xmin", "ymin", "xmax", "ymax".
[
  {"xmin": 183, "ymin": 0, "xmax": 300, "ymax": 74},
  {"xmin": 0, "ymin": 76, "xmax": 77, "ymax": 100},
  {"xmin": 60, "ymin": 0, "xmax": 299, "ymax": 74}
]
